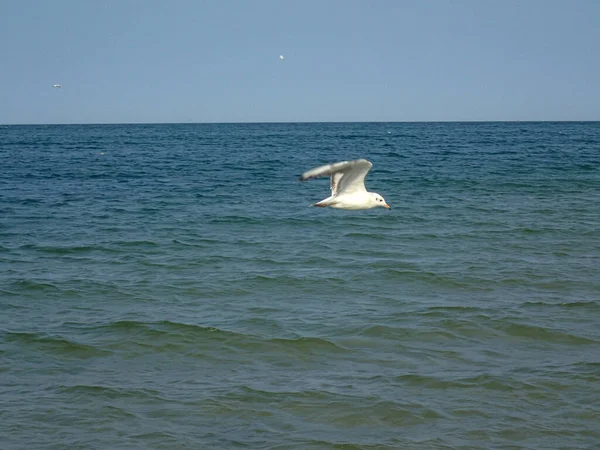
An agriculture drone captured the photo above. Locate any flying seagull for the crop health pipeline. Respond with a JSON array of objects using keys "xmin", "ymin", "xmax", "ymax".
[
  {"xmin": 279, "ymin": 54, "xmax": 284, "ymax": 60},
  {"xmin": 52, "ymin": 84, "xmax": 62, "ymax": 88},
  {"xmin": 299, "ymin": 159, "xmax": 390, "ymax": 210}
]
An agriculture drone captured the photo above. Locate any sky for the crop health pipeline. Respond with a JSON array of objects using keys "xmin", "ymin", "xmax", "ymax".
[{"xmin": 1, "ymin": 0, "xmax": 599, "ymax": 124}]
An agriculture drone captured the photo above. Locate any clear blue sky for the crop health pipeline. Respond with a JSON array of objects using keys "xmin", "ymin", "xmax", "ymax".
[{"xmin": 1, "ymin": 0, "xmax": 599, "ymax": 124}]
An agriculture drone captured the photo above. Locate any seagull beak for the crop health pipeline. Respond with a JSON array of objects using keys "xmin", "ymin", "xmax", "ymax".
[{"xmin": 383, "ymin": 203, "xmax": 391, "ymax": 210}]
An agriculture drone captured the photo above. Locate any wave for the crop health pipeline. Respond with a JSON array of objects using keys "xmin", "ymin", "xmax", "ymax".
[
  {"xmin": 268, "ymin": 336, "xmax": 349, "ymax": 354},
  {"xmin": 17, "ymin": 240, "xmax": 164, "ymax": 256},
  {"xmin": 3, "ymin": 331, "xmax": 110, "ymax": 358},
  {"xmin": 218, "ymin": 385, "xmax": 445, "ymax": 429},
  {"xmin": 207, "ymin": 215, "xmax": 264, "ymax": 225},
  {"xmin": 19, "ymin": 244, "xmax": 100, "ymax": 255},
  {"xmin": 58, "ymin": 384, "xmax": 162, "ymax": 401},
  {"xmin": 337, "ymin": 134, "xmax": 384, "ymax": 140},
  {"xmin": 99, "ymin": 319, "xmax": 234, "ymax": 337},
  {"xmin": 97, "ymin": 320, "xmax": 258, "ymax": 347},
  {"xmin": 7, "ymin": 279, "xmax": 61, "ymax": 292},
  {"xmin": 341, "ymin": 231, "xmax": 387, "ymax": 240},
  {"xmin": 89, "ymin": 320, "xmax": 352, "ymax": 358},
  {"xmin": 495, "ymin": 321, "xmax": 597, "ymax": 345},
  {"xmin": 393, "ymin": 373, "xmax": 520, "ymax": 391},
  {"xmin": 521, "ymin": 300, "xmax": 600, "ymax": 310},
  {"xmin": 423, "ymin": 305, "xmax": 487, "ymax": 314},
  {"xmin": 376, "ymin": 268, "xmax": 495, "ymax": 290},
  {"xmin": 356, "ymin": 323, "xmax": 480, "ymax": 345},
  {"xmin": 171, "ymin": 238, "xmax": 223, "ymax": 247},
  {"xmin": 359, "ymin": 313, "xmax": 597, "ymax": 346},
  {"xmin": 238, "ymin": 273, "xmax": 348, "ymax": 287},
  {"xmin": 0, "ymin": 288, "xmax": 22, "ymax": 298}
]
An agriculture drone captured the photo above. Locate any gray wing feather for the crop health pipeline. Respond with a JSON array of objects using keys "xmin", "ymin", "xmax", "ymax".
[
  {"xmin": 330, "ymin": 172, "xmax": 343, "ymax": 195},
  {"xmin": 299, "ymin": 159, "xmax": 373, "ymax": 195}
]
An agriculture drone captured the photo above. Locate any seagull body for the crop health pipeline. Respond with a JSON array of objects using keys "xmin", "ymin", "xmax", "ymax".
[
  {"xmin": 52, "ymin": 84, "xmax": 62, "ymax": 88},
  {"xmin": 299, "ymin": 159, "xmax": 390, "ymax": 210}
]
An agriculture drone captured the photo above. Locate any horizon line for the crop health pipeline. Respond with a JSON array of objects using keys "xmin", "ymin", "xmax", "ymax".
[{"xmin": 2, "ymin": 120, "xmax": 599, "ymax": 126}]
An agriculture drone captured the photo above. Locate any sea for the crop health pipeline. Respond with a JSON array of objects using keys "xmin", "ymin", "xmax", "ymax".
[{"xmin": 1, "ymin": 122, "xmax": 599, "ymax": 449}]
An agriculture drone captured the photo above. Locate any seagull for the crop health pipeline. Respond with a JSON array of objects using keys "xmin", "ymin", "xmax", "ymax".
[
  {"xmin": 52, "ymin": 84, "xmax": 62, "ymax": 88},
  {"xmin": 279, "ymin": 54, "xmax": 284, "ymax": 60},
  {"xmin": 299, "ymin": 159, "xmax": 390, "ymax": 210}
]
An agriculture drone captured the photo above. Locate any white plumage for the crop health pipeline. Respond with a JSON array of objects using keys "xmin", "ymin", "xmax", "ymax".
[{"xmin": 299, "ymin": 159, "xmax": 390, "ymax": 210}]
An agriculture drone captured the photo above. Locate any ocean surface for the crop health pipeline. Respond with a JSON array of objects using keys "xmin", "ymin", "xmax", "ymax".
[{"xmin": 1, "ymin": 122, "xmax": 599, "ymax": 449}]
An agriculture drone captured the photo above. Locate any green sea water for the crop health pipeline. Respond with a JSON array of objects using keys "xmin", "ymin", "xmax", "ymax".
[{"xmin": 1, "ymin": 122, "xmax": 599, "ymax": 449}]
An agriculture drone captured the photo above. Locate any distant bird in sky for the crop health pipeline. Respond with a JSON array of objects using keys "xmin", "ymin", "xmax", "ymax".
[
  {"xmin": 52, "ymin": 84, "xmax": 62, "ymax": 88},
  {"xmin": 279, "ymin": 54, "xmax": 284, "ymax": 60}
]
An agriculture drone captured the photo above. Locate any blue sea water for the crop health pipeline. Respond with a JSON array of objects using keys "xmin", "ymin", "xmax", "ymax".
[{"xmin": 1, "ymin": 122, "xmax": 599, "ymax": 449}]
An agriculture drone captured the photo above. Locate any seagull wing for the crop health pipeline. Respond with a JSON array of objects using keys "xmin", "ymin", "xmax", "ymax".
[
  {"xmin": 299, "ymin": 159, "xmax": 373, "ymax": 195},
  {"xmin": 330, "ymin": 172, "xmax": 344, "ymax": 195}
]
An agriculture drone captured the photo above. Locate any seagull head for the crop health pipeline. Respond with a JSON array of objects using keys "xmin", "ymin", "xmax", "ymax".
[{"xmin": 371, "ymin": 193, "xmax": 391, "ymax": 209}]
